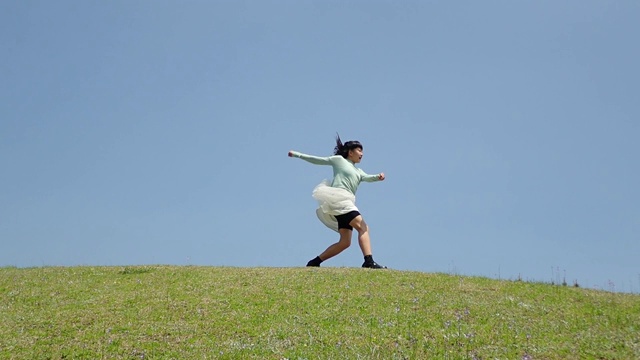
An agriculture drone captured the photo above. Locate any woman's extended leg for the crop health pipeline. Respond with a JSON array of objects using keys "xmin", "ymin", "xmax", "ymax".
[
  {"xmin": 307, "ymin": 229, "xmax": 352, "ymax": 266},
  {"xmin": 319, "ymin": 229, "xmax": 352, "ymax": 261}
]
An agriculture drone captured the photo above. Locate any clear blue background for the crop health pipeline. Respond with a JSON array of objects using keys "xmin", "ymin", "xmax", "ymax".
[{"xmin": 2, "ymin": 1, "xmax": 638, "ymax": 292}]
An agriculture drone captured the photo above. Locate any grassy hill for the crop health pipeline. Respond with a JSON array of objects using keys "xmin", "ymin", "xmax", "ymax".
[{"xmin": 1, "ymin": 266, "xmax": 638, "ymax": 359}]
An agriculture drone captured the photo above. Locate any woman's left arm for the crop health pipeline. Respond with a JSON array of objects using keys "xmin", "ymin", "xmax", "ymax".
[{"xmin": 360, "ymin": 169, "xmax": 385, "ymax": 182}]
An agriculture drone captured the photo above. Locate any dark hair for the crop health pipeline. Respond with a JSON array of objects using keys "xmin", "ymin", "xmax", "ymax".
[{"xmin": 334, "ymin": 133, "xmax": 363, "ymax": 159}]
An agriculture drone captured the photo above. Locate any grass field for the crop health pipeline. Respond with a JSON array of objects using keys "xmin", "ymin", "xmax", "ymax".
[{"xmin": 1, "ymin": 266, "xmax": 638, "ymax": 359}]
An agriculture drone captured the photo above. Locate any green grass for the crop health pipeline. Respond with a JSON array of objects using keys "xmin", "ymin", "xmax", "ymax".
[{"xmin": 1, "ymin": 266, "xmax": 638, "ymax": 359}]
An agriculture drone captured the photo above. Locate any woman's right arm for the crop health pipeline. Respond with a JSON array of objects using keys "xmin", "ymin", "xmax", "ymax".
[{"xmin": 288, "ymin": 151, "xmax": 332, "ymax": 165}]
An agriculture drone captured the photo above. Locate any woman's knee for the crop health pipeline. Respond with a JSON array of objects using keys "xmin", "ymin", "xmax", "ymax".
[
  {"xmin": 337, "ymin": 239, "xmax": 351, "ymax": 250},
  {"xmin": 338, "ymin": 231, "xmax": 352, "ymax": 248},
  {"xmin": 350, "ymin": 216, "xmax": 369, "ymax": 234}
]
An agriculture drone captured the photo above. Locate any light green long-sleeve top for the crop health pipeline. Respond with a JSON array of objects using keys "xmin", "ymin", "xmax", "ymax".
[{"xmin": 291, "ymin": 151, "xmax": 381, "ymax": 195}]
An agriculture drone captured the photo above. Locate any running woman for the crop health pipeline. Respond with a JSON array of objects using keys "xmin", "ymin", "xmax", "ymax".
[{"xmin": 288, "ymin": 134, "xmax": 387, "ymax": 269}]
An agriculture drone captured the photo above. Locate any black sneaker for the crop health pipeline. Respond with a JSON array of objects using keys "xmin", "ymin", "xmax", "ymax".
[
  {"xmin": 306, "ymin": 256, "xmax": 323, "ymax": 267},
  {"xmin": 362, "ymin": 261, "xmax": 387, "ymax": 269}
]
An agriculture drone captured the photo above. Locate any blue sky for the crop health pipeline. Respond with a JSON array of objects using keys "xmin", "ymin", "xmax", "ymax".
[{"xmin": 1, "ymin": 1, "xmax": 638, "ymax": 292}]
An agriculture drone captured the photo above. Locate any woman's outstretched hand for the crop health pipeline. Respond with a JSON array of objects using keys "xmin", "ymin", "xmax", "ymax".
[{"xmin": 378, "ymin": 173, "xmax": 385, "ymax": 181}]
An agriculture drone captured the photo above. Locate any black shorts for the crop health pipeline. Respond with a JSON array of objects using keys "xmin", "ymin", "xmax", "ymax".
[{"xmin": 335, "ymin": 210, "xmax": 361, "ymax": 230}]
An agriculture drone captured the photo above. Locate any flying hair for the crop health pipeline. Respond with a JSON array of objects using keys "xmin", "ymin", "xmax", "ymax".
[{"xmin": 334, "ymin": 133, "xmax": 363, "ymax": 159}]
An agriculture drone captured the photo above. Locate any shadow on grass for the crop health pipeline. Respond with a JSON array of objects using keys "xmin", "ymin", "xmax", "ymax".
[{"xmin": 119, "ymin": 266, "xmax": 153, "ymax": 275}]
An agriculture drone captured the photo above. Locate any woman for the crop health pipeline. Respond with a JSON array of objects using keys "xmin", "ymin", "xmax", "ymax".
[{"xmin": 288, "ymin": 134, "xmax": 387, "ymax": 269}]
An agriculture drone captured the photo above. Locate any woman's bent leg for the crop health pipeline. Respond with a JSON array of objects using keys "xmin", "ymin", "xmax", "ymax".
[
  {"xmin": 350, "ymin": 215, "xmax": 386, "ymax": 269},
  {"xmin": 349, "ymin": 215, "xmax": 371, "ymax": 256}
]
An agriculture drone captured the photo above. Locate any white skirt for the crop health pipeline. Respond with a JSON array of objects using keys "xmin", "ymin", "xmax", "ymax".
[{"xmin": 312, "ymin": 180, "xmax": 358, "ymax": 233}]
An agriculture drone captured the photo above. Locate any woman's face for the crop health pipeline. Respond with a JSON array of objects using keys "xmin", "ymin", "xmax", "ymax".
[{"xmin": 348, "ymin": 147, "xmax": 363, "ymax": 163}]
